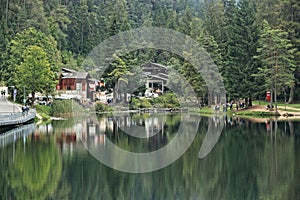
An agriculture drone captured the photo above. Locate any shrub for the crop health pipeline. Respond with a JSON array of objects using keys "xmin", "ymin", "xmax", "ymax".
[
  {"xmin": 95, "ymin": 102, "xmax": 111, "ymax": 112},
  {"xmin": 129, "ymin": 92, "xmax": 180, "ymax": 109},
  {"xmin": 129, "ymin": 98, "xmax": 141, "ymax": 110},
  {"xmin": 51, "ymin": 100, "xmax": 84, "ymax": 117},
  {"xmin": 40, "ymin": 113, "xmax": 50, "ymax": 121},
  {"xmin": 35, "ymin": 104, "xmax": 52, "ymax": 116},
  {"xmin": 151, "ymin": 92, "xmax": 180, "ymax": 108}
]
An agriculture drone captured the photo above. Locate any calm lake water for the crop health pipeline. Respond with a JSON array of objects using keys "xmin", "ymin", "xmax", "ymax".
[{"xmin": 1, "ymin": 113, "xmax": 300, "ymax": 200}]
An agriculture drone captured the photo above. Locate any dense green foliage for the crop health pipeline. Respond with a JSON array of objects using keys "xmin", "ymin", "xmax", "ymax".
[
  {"xmin": 0, "ymin": 0, "xmax": 299, "ymax": 105},
  {"xmin": 95, "ymin": 102, "xmax": 112, "ymax": 112},
  {"xmin": 254, "ymin": 20, "xmax": 296, "ymax": 112},
  {"xmin": 51, "ymin": 99, "xmax": 84, "ymax": 117},
  {"xmin": 35, "ymin": 104, "xmax": 52, "ymax": 116},
  {"xmin": 130, "ymin": 92, "xmax": 180, "ymax": 109}
]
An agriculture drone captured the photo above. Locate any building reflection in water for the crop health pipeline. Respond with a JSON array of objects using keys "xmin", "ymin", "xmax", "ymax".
[{"xmin": 79, "ymin": 114, "xmax": 166, "ymax": 149}]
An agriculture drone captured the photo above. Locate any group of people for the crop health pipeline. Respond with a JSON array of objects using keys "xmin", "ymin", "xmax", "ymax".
[
  {"xmin": 266, "ymin": 104, "xmax": 274, "ymax": 110},
  {"xmin": 1, "ymin": 90, "xmax": 6, "ymax": 96},
  {"xmin": 214, "ymin": 100, "xmax": 247, "ymax": 113},
  {"xmin": 22, "ymin": 105, "xmax": 30, "ymax": 114}
]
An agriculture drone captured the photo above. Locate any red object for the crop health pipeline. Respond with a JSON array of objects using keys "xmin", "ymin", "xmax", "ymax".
[{"xmin": 266, "ymin": 91, "xmax": 271, "ymax": 102}]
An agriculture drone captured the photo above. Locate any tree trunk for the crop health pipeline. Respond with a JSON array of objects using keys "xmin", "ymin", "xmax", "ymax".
[
  {"xmin": 245, "ymin": 98, "xmax": 249, "ymax": 108},
  {"xmin": 270, "ymin": 88, "xmax": 273, "ymax": 110},
  {"xmin": 288, "ymin": 84, "xmax": 294, "ymax": 104},
  {"xmin": 207, "ymin": 91, "xmax": 212, "ymax": 106},
  {"xmin": 113, "ymin": 80, "xmax": 120, "ymax": 104},
  {"xmin": 274, "ymin": 84, "xmax": 278, "ymax": 114}
]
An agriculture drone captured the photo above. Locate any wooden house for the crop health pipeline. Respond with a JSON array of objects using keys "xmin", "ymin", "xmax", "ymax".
[
  {"xmin": 142, "ymin": 63, "xmax": 169, "ymax": 94},
  {"xmin": 56, "ymin": 68, "xmax": 96, "ymax": 100}
]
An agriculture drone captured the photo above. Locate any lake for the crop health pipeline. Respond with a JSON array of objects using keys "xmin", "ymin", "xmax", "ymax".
[{"xmin": 0, "ymin": 113, "xmax": 300, "ymax": 200}]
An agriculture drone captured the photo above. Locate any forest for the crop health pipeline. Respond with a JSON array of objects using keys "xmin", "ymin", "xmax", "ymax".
[{"xmin": 0, "ymin": 0, "xmax": 299, "ymax": 105}]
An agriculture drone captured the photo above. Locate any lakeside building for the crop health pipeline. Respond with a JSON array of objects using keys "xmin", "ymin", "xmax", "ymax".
[
  {"xmin": 141, "ymin": 63, "xmax": 169, "ymax": 96},
  {"xmin": 56, "ymin": 68, "xmax": 99, "ymax": 101}
]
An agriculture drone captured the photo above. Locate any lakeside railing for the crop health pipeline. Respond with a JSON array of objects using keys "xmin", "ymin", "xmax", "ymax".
[
  {"xmin": 0, "ymin": 123, "xmax": 36, "ymax": 148},
  {"xmin": 0, "ymin": 109, "xmax": 36, "ymax": 126}
]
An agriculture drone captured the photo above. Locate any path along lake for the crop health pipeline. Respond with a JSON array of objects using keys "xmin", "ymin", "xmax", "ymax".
[{"xmin": 1, "ymin": 113, "xmax": 300, "ymax": 200}]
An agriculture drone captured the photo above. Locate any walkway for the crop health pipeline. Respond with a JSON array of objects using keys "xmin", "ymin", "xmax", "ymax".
[
  {"xmin": 0, "ymin": 96, "xmax": 21, "ymax": 113},
  {"xmin": 0, "ymin": 96, "xmax": 36, "ymax": 126}
]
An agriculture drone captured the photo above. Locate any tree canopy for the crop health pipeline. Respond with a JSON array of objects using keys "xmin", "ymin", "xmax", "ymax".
[{"xmin": 0, "ymin": 0, "xmax": 299, "ymax": 104}]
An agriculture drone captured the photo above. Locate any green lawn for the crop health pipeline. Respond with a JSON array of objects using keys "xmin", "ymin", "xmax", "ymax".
[{"xmin": 252, "ymin": 100, "xmax": 300, "ymax": 109}]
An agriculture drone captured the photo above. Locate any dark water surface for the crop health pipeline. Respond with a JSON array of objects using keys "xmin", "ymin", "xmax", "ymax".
[{"xmin": 1, "ymin": 114, "xmax": 300, "ymax": 200}]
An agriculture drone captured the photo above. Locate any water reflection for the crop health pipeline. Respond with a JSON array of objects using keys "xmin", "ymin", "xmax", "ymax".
[
  {"xmin": 199, "ymin": 116, "xmax": 224, "ymax": 158},
  {"xmin": 0, "ymin": 133, "xmax": 62, "ymax": 199},
  {"xmin": 81, "ymin": 113, "xmax": 200, "ymax": 173},
  {"xmin": 77, "ymin": 114, "xmax": 183, "ymax": 153},
  {"xmin": 0, "ymin": 115, "xmax": 299, "ymax": 199}
]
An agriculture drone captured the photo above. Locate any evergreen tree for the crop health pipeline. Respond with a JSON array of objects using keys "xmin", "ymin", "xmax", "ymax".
[
  {"xmin": 178, "ymin": 7, "xmax": 193, "ymax": 35},
  {"xmin": 221, "ymin": 0, "xmax": 240, "ymax": 100},
  {"xmin": 66, "ymin": 0, "xmax": 89, "ymax": 54},
  {"xmin": 106, "ymin": 0, "xmax": 131, "ymax": 36},
  {"xmin": 108, "ymin": 54, "xmax": 134, "ymax": 103},
  {"xmin": 200, "ymin": 0, "xmax": 225, "ymax": 45},
  {"xmin": 48, "ymin": 5, "xmax": 71, "ymax": 50},
  {"xmin": 279, "ymin": 0, "xmax": 300, "ymax": 102},
  {"xmin": 254, "ymin": 20, "xmax": 296, "ymax": 113},
  {"xmin": 220, "ymin": 0, "xmax": 259, "ymax": 106}
]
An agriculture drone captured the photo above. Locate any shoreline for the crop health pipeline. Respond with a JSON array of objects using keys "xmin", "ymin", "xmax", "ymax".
[{"xmin": 35, "ymin": 104, "xmax": 300, "ymax": 124}]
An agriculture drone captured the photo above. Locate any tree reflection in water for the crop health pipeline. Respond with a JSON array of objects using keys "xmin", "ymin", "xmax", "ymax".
[
  {"xmin": 64, "ymin": 115, "xmax": 300, "ymax": 199},
  {"xmin": 1, "ymin": 115, "xmax": 300, "ymax": 199},
  {"xmin": 0, "ymin": 135, "xmax": 63, "ymax": 200}
]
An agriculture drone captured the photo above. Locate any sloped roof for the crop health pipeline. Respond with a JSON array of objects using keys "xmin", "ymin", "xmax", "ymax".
[
  {"xmin": 62, "ymin": 67, "xmax": 77, "ymax": 73},
  {"xmin": 61, "ymin": 68, "xmax": 89, "ymax": 79},
  {"xmin": 142, "ymin": 62, "xmax": 168, "ymax": 69}
]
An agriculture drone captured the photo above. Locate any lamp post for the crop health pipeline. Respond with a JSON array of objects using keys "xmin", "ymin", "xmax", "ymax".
[
  {"xmin": 23, "ymin": 86, "xmax": 26, "ymax": 106},
  {"xmin": 8, "ymin": 86, "xmax": 15, "ymax": 113}
]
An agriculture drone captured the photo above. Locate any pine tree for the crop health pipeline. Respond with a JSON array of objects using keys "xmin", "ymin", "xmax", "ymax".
[
  {"xmin": 279, "ymin": 0, "xmax": 300, "ymax": 102},
  {"xmin": 108, "ymin": 54, "xmax": 134, "ymax": 103},
  {"xmin": 48, "ymin": 5, "xmax": 70, "ymax": 50},
  {"xmin": 221, "ymin": 0, "xmax": 240, "ymax": 100},
  {"xmin": 106, "ymin": 0, "xmax": 131, "ymax": 36},
  {"xmin": 220, "ymin": 0, "xmax": 260, "ymax": 105},
  {"xmin": 200, "ymin": 0, "xmax": 225, "ymax": 45},
  {"xmin": 254, "ymin": 20, "xmax": 296, "ymax": 113}
]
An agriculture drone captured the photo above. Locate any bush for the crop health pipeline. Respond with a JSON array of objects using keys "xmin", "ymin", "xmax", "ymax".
[
  {"xmin": 129, "ymin": 92, "xmax": 180, "ymax": 109},
  {"xmin": 95, "ymin": 102, "xmax": 111, "ymax": 112},
  {"xmin": 150, "ymin": 92, "xmax": 180, "ymax": 108},
  {"xmin": 129, "ymin": 98, "xmax": 141, "ymax": 110},
  {"xmin": 40, "ymin": 113, "xmax": 50, "ymax": 121},
  {"xmin": 51, "ymin": 100, "xmax": 84, "ymax": 117},
  {"xmin": 140, "ymin": 98, "xmax": 152, "ymax": 108},
  {"xmin": 35, "ymin": 104, "xmax": 52, "ymax": 116}
]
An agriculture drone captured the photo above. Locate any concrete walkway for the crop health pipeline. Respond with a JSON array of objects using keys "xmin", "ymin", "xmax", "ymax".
[{"xmin": 0, "ymin": 96, "xmax": 22, "ymax": 113}]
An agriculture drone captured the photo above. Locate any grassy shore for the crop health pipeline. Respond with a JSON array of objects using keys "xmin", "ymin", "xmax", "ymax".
[
  {"xmin": 252, "ymin": 100, "xmax": 300, "ymax": 108},
  {"xmin": 198, "ymin": 101, "xmax": 300, "ymax": 119},
  {"xmin": 35, "ymin": 100, "xmax": 87, "ymax": 123},
  {"xmin": 35, "ymin": 98, "xmax": 300, "ymax": 123}
]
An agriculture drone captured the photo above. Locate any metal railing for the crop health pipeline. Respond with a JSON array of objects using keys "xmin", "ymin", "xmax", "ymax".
[{"xmin": 0, "ymin": 109, "xmax": 36, "ymax": 126}]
